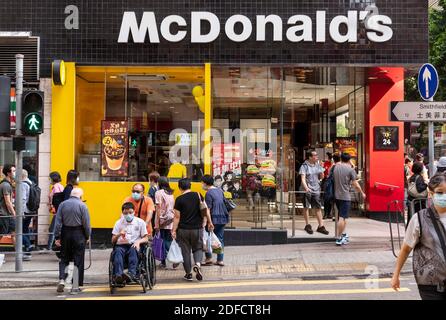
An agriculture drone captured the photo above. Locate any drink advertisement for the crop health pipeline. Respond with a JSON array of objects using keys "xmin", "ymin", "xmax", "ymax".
[
  {"xmin": 101, "ymin": 120, "xmax": 129, "ymax": 177},
  {"xmin": 212, "ymin": 143, "xmax": 241, "ymax": 177}
]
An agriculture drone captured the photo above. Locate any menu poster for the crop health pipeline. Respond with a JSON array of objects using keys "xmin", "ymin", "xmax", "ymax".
[
  {"xmin": 101, "ymin": 120, "xmax": 129, "ymax": 177},
  {"xmin": 212, "ymin": 143, "xmax": 241, "ymax": 177}
]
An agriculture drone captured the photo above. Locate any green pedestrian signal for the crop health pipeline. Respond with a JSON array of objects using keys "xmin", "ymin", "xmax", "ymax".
[
  {"xmin": 24, "ymin": 113, "xmax": 43, "ymax": 134},
  {"xmin": 131, "ymin": 138, "xmax": 137, "ymax": 148},
  {"xmin": 22, "ymin": 90, "xmax": 44, "ymax": 135}
]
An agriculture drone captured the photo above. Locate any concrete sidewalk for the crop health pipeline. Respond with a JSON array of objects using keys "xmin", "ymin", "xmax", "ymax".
[{"xmin": 0, "ymin": 236, "xmax": 411, "ymax": 289}]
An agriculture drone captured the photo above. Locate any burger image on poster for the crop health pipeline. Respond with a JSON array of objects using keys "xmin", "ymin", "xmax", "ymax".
[
  {"xmin": 259, "ymin": 160, "xmax": 276, "ymax": 175},
  {"xmin": 262, "ymin": 174, "xmax": 276, "ymax": 188},
  {"xmin": 246, "ymin": 164, "xmax": 260, "ymax": 175}
]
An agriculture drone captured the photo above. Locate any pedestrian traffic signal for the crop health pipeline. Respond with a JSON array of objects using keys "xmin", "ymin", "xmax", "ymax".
[
  {"xmin": 22, "ymin": 90, "xmax": 44, "ymax": 135},
  {"xmin": 0, "ymin": 76, "xmax": 11, "ymax": 135}
]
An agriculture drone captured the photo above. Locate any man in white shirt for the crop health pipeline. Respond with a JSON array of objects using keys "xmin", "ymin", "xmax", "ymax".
[{"xmin": 112, "ymin": 202, "xmax": 149, "ymax": 284}]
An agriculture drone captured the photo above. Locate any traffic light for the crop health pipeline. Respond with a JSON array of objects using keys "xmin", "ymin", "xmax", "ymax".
[
  {"xmin": 0, "ymin": 76, "xmax": 11, "ymax": 135},
  {"xmin": 22, "ymin": 90, "xmax": 44, "ymax": 135}
]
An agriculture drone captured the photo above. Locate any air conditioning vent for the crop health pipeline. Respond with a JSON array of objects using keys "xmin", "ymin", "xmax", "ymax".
[{"xmin": 0, "ymin": 36, "xmax": 39, "ymax": 83}]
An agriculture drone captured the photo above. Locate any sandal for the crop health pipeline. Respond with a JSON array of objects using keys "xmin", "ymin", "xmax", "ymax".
[
  {"xmin": 204, "ymin": 260, "xmax": 214, "ymax": 266},
  {"xmin": 214, "ymin": 261, "xmax": 225, "ymax": 267}
]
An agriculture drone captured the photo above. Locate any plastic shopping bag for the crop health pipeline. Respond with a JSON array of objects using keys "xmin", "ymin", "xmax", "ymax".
[
  {"xmin": 152, "ymin": 232, "xmax": 164, "ymax": 261},
  {"xmin": 202, "ymin": 230, "xmax": 212, "ymax": 254},
  {"xmin": 166, "ymin": 240, "xmax": 183, "ymax": 264},
  {"xmin": 210, "ymin": 232, "xmax": 223, "ymax": 254}
]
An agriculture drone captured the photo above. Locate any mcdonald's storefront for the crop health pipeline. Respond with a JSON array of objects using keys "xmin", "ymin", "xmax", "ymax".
[{"xmin": 1, "ymin": 0, "xmax": 428, "ymax": 243}]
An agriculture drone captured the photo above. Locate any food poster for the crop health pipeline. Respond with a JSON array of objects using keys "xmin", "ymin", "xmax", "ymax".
[
  {"xmin": 335, "ymin": 137, "xmax": 357, "ymax": 166},
  {"xmin": 101, "ymin": 121, "xmax": 129, "ymax": 177},
  {"xmin": 212, "ymin": 143, "xmax": 241, "ymax": 177}
]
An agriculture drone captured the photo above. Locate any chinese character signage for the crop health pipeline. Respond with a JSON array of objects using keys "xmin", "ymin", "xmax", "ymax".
[
  {"xmin": 101, "ymin": 120, "xmax": 129, "ymax": 177},
  {"xmin": 374, "ymin": 126, "xmax": 399, "ymax": 151},
  {"xmin": 212, "ymin": 143, "xmax": 241, "ymax": 177}
]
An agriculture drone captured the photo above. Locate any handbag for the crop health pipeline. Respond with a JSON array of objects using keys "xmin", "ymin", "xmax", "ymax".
[
  {"xmin": 220, "ymin": 189, "xmax": 236, "ymax": 212},
  {"xmin": 408, "ymin": 175, "xmax": 428, "ymax": 198},
  {"xmin": 152, "ymin": 231, "xmax": 164, "ymax": 261},
  {"xmin": 197, "ymin": 192, "xmax": 207, "ymax": 218}
]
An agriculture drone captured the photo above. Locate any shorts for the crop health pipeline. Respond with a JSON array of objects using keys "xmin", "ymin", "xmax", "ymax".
[
  {"xmin": 335, "ymin": 200, "xmax": 351, "ymax": 219},
  {"xmin": 0, "ymin": 215, "xmax": 16, "ymax": 235},
  {"xmin": 303, "ymin": 193, "xmax": 322, "ymax": 209}
]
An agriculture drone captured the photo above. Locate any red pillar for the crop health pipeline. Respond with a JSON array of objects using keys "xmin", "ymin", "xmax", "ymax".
[{"xmin": 365, "ymin": 67, "xmax": 405, "ymax": 213}]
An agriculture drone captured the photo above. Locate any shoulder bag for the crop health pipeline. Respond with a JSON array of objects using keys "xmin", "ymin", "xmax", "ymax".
[
  {"xmin": 408, "ymin": 175, "xmax": 428, "ymax": 199},
  {"xmin": 197, "ymin": 192, "xmax": 207, "ymax": 218}
]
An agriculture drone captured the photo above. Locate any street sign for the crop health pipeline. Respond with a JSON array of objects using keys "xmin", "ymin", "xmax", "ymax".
[
  {"xmin": 24, "ymin": 112, "xmax": 43, "ymax": 134},
  {"xmin": 418, "ymin": 63, "xmax": 439, "ymax": 101},
  {"xmin": 390, "ymin": 101, "xmax": 446, "ymax": 122}
]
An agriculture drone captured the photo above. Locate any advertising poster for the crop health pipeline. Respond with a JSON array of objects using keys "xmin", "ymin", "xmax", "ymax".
[
  {"xmin": 374, "ymin": 126, "xmax": 399, "ymax": 151},
  {"xmin": 335, "ymin": 137, "xmax": 357, "ymax": 166},
  {"xmin": 212, "ymin": 143, "xmax": 241, "ymax": 177},
  {"xmin": 101, "ymin": 120, "xmax": 129, "ymax": 177}
]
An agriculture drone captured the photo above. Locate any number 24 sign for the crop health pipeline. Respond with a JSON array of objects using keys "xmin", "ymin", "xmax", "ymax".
[{"xmin": 374, "ymin": 126, "xmax": 399, "ymax": 151}]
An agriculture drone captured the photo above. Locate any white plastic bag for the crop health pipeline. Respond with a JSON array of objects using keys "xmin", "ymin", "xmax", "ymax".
[
  {"xmin": 0, "ymin": 254, "xmax": 4, "ymax": 268},
  {"xmin": 210, "ymin": 232, "xmax": 222, "ymax": 250},
  {"xmin": 166, "ymin": 240, "xmax": 184, "ymax": 264},
  {"xmin": 202, "ymin": 230, "xmax": 212, "ymax": 254}
]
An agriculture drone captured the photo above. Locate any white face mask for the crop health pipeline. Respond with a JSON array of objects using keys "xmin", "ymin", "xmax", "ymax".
[{"xmin": 125, "ymin": 213, "xmax": 134, "ymax": 222}]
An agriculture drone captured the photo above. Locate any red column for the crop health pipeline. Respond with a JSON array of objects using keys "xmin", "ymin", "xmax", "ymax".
[{"xmin": 365, "ymin": 67, "xmax": 405, "ymax": 213}]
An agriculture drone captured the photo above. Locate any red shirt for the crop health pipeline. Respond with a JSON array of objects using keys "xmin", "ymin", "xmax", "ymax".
[{"xmin": 323, "ymin": 160, "xmax": 333, "ymax": 178}]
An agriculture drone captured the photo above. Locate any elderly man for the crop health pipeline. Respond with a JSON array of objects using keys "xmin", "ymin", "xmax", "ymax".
[
  {"xmin": 54, "ymin": 187, "xmax": 91, "ymax": 294},
  {"xmin": 112, "ymin": 202, "xmax": 149, "ymax": 284}
]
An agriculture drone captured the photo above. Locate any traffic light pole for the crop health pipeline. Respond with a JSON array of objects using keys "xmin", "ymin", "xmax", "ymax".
[{"xmin": 15, "ymin": 54, "xmax": 24, "ymax": 272}]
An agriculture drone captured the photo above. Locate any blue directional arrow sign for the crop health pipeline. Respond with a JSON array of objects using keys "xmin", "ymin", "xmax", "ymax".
[{"xmin": 418, "ymin": 63, "xmax": 439, "ymax": 101}]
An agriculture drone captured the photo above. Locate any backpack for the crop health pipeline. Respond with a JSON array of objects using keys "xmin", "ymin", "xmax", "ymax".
[
  {"xmin": 247, "ymin": 176, "xmax": 259, "ymax": 191},
  {"xmin": 323, "ymin": 166, "xmax": 336, "ymax": 202},
  {"xmin": 158, "ymin": 191, "xmax": 175, "ymax": 228},
  {"xmin": 408, "ymin": 175, "xmax": 428, "ymax": 199},
  {"xmin": 24, "ymin": 181, "xmax": 41, "ymax": 212}
]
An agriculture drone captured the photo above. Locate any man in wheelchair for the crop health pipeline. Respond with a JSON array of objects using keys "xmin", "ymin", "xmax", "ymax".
[{"xmin": 112, "ymin": 202, "xmax": 150, "ymax": 284}]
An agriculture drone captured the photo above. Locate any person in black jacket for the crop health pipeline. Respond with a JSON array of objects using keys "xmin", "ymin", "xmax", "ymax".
[
  {"xmin": 63, "ymin": 170, "xmax": 79, "ymax": 201},
  {"xmin": 407, "ymin": 162, "xmax": 428, "ymax": 225}
]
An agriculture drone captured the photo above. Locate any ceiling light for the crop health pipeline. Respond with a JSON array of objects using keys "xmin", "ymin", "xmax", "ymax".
[
  {"xmin": 170, "ymin": 106, "xmax": 175, "ymax": 109},
  {"xmin": 109, "ymin": 75, "xmax": 117, "ymax": 79},
  {"xmin": 126, "ymin": 74, "xmax": 168, "ymax": 81},
  {"xmin": 164, "ymin": 100, "xmax": 169, "ymax": 103}
]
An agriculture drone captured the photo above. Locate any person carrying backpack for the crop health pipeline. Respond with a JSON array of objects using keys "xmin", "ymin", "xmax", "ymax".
[
  {"xmin": 47, "ymin": 171, "xmax": 64, "ymax": 250},
  {"xmin": 21, "ymin": 169, "xmax": 41, "ymax": 258}
]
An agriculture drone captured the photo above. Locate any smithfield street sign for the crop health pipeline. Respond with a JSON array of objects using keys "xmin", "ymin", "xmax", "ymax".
[
  {"xmin": 118, "ymin": 11, "xmax": 393, "ymax": 44},
  {"xmin": 390, "ymin": 101, "xmax": 446, "ymax": 122}
]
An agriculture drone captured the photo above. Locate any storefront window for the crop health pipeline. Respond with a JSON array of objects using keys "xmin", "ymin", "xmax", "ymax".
[
  {"xmin": 76, "ymin": 67, "xmax": 205, "ymax": 182},
  {"xmin": 0, "ymin": 137, "xmax": 38, "ymax": 182},
  {"xmin": 212, "ymin": 66, "xmax": 366, "ymax": 229}
]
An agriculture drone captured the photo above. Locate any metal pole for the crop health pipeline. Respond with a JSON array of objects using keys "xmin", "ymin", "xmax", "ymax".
[
  {"xmin": 428, "ymin": 100, "xmax": 436, "ymax": 177},
  {"xmin": 279, "ymin": 68, "xmax": 284, "ymax": 229},
  {"xmin": 15, "ymin": 54, "xmax": 24, "ymax": 272}
]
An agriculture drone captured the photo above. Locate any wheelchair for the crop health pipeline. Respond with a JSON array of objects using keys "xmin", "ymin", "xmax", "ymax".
[{"xmin": 108, "ymin": 243, "xmax": 156, "ymax": 294}]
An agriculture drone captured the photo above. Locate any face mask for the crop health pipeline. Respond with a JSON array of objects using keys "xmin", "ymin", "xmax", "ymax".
[
  {"xmin": 11, "ymin": 172, "xmax": 16, "ymax": 180},
  {"xmin": 132, "ymin": 192, "xmax": 141, "ymax": 201},
  {"xmin": 433, "ymin": 193, "xmax": 446, "ymax": 208},
  {"xmin": 76, "ymin": 177, "xmax": 80, "ymax": 184},
  {"xmin": 125, "ymin": 214, "xmax": 134, "ymax": 222}
]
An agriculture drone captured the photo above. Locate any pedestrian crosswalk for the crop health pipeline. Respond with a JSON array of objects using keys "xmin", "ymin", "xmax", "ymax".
[{"xmin": 66, "ymin": 278, "xmax": 411, "ymax": 300}]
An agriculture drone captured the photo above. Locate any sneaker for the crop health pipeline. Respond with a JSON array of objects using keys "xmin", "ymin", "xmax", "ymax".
[
  {"xmin": 183, "ymin": 273, "xmax": 193, "ymax": 281},
  {"xmin": 316, "ymin": 226, "xmax": 329, "ymax": 235},
  {"xmin": 335, "ymin": 237, "xmax": 348, "ymax": 246},
  {"xmin": 342, "ymin": 233, "xmax": 350, "ymax": 243},
  {"xmin": 193, "ymin": 263, "xmax": 203, "ymax": 281},
  {"xmin": 22, "ymin": 253, "xmax": 32, "ymax": 261},
  {"xmin": 115, "ymin": 275, "xmax": 124, "ymax": 285},
  {"xmin": 57, "ymin": 280, "xmax": 65, "ymax": 293},
  {"xmin": 304, "ymin": 224, "xmax": 313, "ymax": 234},
  {"xmin": 70, "ymin": 288, "xmax": 82, "ymax": 295}
]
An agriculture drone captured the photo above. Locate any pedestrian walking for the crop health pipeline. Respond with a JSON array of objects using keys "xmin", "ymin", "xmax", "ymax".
[
  {"xmin": 0, "ymin": 165, "xmax": 16, "ymax": 247},
  {"xmin": 333, "ymin": 152, "xmax": 366, "ymax": 246},
  {"xmin": 172, "ymin": 178, "xmax": 214, "ymax": 281},
  {"xmin": 323, "ymin": 153, "xmax": 340, "ymax": 220},
  {"xmin": 20, "ymin": 169, "xmax": 34, "ymax": 260},
  {"xmin": 123, "ymin": 183, "xmax": 155, "ymax": 236},
  {"xmin": 62, "ymin": 170, "xmax": 80, "ymax": 201},
  {"xmin": 54, "ymin": 188, "xmax": 91, "ymax": 294},
  {"xmin": 299, "ymin": 150, "xmax": 329, "ymax": 235},
  {"xmin": 407, "ymin": 162, "xmax": 429, "ymax": 225},
  {"xmin": 201, "ymin": 175, "xmax": 229, "ymax": 267},
  {"xmin": 154, "ymin": 176, "xmax": 177, "ymax": 269},
  {"xmin": 415, "ymin": 153, "xmax": 429, "ymax": 181},
  {"xmin": 391, "ymin": 173, "xmax": 446, "ymax": 300},
  {"xmin": 47, "ymin": 171, "xmax": 64, "ymax": 250},
  {"xmin": 148, "ymin": 172, "xmax": 160, "ymax": 230}
]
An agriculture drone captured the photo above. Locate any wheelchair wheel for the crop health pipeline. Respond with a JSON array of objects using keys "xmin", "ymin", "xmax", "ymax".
[
  {"xmin": 144, "ymin": 246, "xmax": 156, "ymax": 290},
  {"xmin": 108, "ymin": 255, "xmax": 116, "ymax": 294}
]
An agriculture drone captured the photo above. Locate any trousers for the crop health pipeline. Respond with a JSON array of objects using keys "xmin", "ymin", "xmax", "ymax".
[
  {"xmin": 176, "ymin": 228, "xmax": 203, "ymax": 274},
  {"xmin": 58, "ymin": 227, "xmax": 86, "ymax": 286}
]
